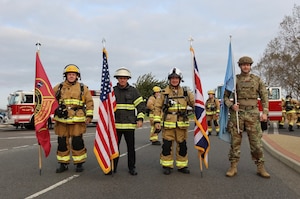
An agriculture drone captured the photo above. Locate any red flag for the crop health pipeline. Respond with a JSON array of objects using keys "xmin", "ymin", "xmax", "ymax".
[
  {"xmin": 34, "ymin": 51, "xmax": 58, "ymax": 157},
  {"xmin": 94, "ymin": 48, "xmax": 119, "ymax": 174},
  {"xmin": 191, "ymin": 47, "xmax": 210, "ymax": 168}
]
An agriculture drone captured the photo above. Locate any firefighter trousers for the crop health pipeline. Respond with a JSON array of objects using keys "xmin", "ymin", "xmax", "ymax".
[
  {"xmin": 114, "ymin": 129, "xmax": 136, "ymax": 171},
  {"xmin": 160, "ymin": 127, "xmax": 188, "ymax": 169},
  {"xmin": 54, "ymin": 122, "xmax": 87, "ymax": 164}
]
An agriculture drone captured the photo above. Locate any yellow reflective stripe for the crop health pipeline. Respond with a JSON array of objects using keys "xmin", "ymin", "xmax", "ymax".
[
  {"xmin": 64, "ymin": 99, "xmax": 84, "ymax": 106},
  {"xmin": 160, "ymin": 159, "xmax": 174, "ymax": 167},
  {"xmin": 137, "ymin": 112, "xmax": 145, "ymax": 119},
  {"xmin": 116, "ymin": 104, "xmax": 135, "ymax": 110},
  {"xmin": 72, "ymin": 153, "xmax": 87, "ymax": 162},
  {"xmin": 115, "ymin": 123, "xmax": 137, "ymax": 129},
  {"xmin": 57, "ymin": 155, "xmax": 71, "ymax": 162},
  {"xmin": 163, "ymin": 121, "xmax": 176, "ymax": 128},
  {"xmin": 153, "ymin": 115, "xmax": 161, "ymax": 123},
  {"xmin": 168, "ymin": 107, "xmax": 187, "ymax": 111},
  {"xmin": 133, "ymin": 96, "xmax": 144, "ymax": 107},
  {"xmin": 54, "ymin": 116, "xmax": 86, "ymax": 123},
  {"xmin": 150, "ymin": 134, "xmax": 158, "ymax": 141},
  {"xmin": 176, "ymin": 160, "xmax": 188, "ymax": 167},
  {"xmin": 177, "ymin": 121, "xmax": 190, "ymax": 127},
  {"xmin": 86, "ymin": 110, "xmax": 93, "ymax": 116}
]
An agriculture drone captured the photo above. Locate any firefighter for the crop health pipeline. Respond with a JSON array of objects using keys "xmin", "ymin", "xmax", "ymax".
[
  {"xmin": 279, "ymin": 98, "xmax": 286, "ymax": 129},
  {"xmin": 147, "ymin": 86, "xmax": 162, "ymax": 145},
  {"xmin": 296, "ymin": 101, "xmax": 300, "ymax": 129},
  {"xmin": 154, "ymin": 67, "xmax": 194, "ymax": 175},
  {"xmin": 283, "ymin": 95, "xmax": 298, "ymax": 131},
  {"xmin": 224, "ymin": 56, "xmax": 270, "ymax": 178},
  {"xmin": 53, "ymin": 64, "xmax": 94, "ymax": 173},
  {"xmin": 112, "ymin": 67, "xmax": 145, "ymax": 176},
  {"xmin": 205, "ymin": 90, "xmax": 220, "ymax": 136}
]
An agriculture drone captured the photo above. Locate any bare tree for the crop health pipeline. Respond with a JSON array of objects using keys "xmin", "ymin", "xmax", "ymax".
[{"xmin": 253, "ymin": 4, "xmax": 300, "ymax": 99}]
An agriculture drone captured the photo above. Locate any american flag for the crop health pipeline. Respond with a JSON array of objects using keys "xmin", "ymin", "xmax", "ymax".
[
  {"xmin": 190, "ymin": 47, "xmax": 210, "ymax": 169},
  {"xmin": 94, "ymin": 48, "xmax": 119, "ymax": 174}
]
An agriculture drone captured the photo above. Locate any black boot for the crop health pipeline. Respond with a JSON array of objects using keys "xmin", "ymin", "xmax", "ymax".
[
  {"xmin": 177, "ymin": 167, "xmax": 190, "ymax": 174},
  {"xmin": 129, "ymin": 169, "xmax": 138, "ymax": 176},
  {"xmin": 163, "ymin": 167, "xmax": 171, "ymax": 175},
  {"xmin": 288, "ymin": 125, "xmax": 294, "ymax": 132},
  {"xmin": 56, "ymin": 163, "xmax": 68, "ymax": 173},
  {"xmin": 152, "ymin": 141, "xmax": 161, "ymax": 145},
  {"xmin": 279, "ymin": 124, "xmax": 285, "ymax": 129},
  {"xmin": 76, "ymin": 163, "xmax": 84, "ymax": 172}
]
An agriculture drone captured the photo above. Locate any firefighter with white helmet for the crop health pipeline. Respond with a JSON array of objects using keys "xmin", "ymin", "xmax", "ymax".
[
  {"xmin": 153, "ymin": 67, "xmax": 195, "ymax": 175},
  {"xmin": 111, "ymin": 67, "xmax": 145, "ymax": 175},
  {"xmin": 205, "ymin": 90, "xmax": 220, "ymax": 135},
  {"xmin": 147, "ymin": 86, "xmax": 162, "ymax": 145},
  {"xmin": 53, "ymin": 64, "xmax": 94, "ymax": 173}
]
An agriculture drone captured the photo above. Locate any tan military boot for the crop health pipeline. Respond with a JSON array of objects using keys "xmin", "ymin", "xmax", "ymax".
[
  {"xmin": 257, "ymin": 163, "xmax": 270, "ymax": 178},
  {"xmin": 226, "ymin": 162, "xmax": 238, "ymax": 177}
]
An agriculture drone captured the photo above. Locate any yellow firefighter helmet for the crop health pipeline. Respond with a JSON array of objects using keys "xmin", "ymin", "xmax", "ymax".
[
  {"xmin": 208, "ymin": 90, "xmax": 215, "ymax": 95},
  {"xmin": 153, "ymin": 86, "xmax": 161, "ymax": 93},
  {"xmin": 63, "ymin": 64, "xmax": 80, "ymax": 79}
]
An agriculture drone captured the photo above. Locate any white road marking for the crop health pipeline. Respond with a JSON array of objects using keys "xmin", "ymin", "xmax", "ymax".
[
  {"xmin": 23, "ymin": 141, "xmax": 152, "ymax": 198},
  {"xmin": 24, "ymin": 175, "xmax": 80, "ymax": 199},
  {"xmin": 272, "ymin": 122, "xmax": 279, "ymax": 134}
]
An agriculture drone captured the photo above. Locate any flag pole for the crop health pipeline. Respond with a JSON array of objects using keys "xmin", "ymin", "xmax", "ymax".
[
  {"xmin": 35, "ymin": 41, "xmax": 42, "ymax": 175},
  {"xmin": 229, "ymin": 36, "xmax": 240, "ymax": 134}
]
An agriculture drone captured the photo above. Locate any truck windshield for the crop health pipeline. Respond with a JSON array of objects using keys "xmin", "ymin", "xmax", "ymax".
[{"xmin": 8, "ymin": 94, "xmax": 20, "ymax": 105}]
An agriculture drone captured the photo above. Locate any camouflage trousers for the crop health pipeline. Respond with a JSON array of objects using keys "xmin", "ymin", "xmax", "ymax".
[{"xmin": 227, "ymin": 108, "xmax": 264, "ymax": 163}]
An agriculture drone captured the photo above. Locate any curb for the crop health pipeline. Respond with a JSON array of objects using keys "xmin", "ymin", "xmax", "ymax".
[{"xmin": 262, "ymin": 137, "xmax": 300, "ymax": 174}]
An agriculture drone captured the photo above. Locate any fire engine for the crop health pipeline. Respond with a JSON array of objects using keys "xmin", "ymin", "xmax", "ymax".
[
  {"xmin": 215, "ymin": 85, "xmax": 282, "ymax": 122},
  {"xmin": 7, "ymin": 89, "xmax": 101, "ymax": 129}
]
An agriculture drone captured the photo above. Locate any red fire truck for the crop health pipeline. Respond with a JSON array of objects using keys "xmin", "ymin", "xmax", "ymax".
[
  {"xmin": 215, "ymin": 85, "xmax": 282, "ymax": 122},
  {"xmin": 7, "ymin": 89, "xmax": 101, "ymax": 129}
]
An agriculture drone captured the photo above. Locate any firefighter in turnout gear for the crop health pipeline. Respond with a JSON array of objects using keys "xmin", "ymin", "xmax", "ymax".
[
  {"xmin": 283, "ymin": 95, "xmax": 298, "ymax": 131},
  {"xmin": 224, "ymin": 56, "xmax": 270, "ymax": 178},
  {"xmin": 53, "ymin": 64, "xmax": 94, "ymax": 173},
  {"xmin": 279, "ymin": 98, "xmax": 286, "ymax": 129},
  {"xmin": 153, "ymin": 67, "xmax": 194, "ymax": 175},
  {"xmin": 205, "ymin": 90, "xmax": 220, "ymax": 135},
  {"xmin": 147, "ymin": 86, "xmax": 162, "ymax": 145},
  {"xmin": 112, "ymin": 67, "xmax": 145, "ymax": 176}
]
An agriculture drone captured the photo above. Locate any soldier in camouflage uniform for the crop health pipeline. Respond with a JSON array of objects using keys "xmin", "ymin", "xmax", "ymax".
[{"xmin": 223, "ymin": 56, "xmax": 270, "ymax": 178}]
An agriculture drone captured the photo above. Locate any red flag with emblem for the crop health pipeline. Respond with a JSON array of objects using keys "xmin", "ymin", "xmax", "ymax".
[{"xmin": 34, "ymin": 51, "xmax": 58, "ymax": 157}]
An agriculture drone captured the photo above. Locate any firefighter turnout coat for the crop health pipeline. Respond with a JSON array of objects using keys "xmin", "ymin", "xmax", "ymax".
[
  {"xmin": 153, "ymin": 85, "xmax": 194, "ymax": 168},
  {"xmin": 53, "ymin": 80, "xmax": 94, "ymax": 164}
]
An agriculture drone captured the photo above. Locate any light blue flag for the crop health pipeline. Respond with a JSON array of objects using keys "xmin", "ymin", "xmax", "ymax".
[{"xmin": 218, "ymin": 41, "xmax": 235, "ymax": 143}]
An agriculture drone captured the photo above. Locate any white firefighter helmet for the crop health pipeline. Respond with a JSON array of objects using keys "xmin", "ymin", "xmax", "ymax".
[
  {"xmin": 114, "ymin": 67, "xmax": 131, "ymax": 79},
  {"xmin": 168, "ymin": 67, "xmax": 183, "ymax": 80}
]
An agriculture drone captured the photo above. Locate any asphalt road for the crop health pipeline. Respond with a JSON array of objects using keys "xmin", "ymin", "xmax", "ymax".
[{"xmin": 0, "ymin": 122, "xmax": 300, "ymax": 199}]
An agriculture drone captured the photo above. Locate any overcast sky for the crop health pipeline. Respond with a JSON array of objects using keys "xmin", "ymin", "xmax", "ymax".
[{"xmin": 0, "ymin": 0, "xmax": 297, "ymax": 109}]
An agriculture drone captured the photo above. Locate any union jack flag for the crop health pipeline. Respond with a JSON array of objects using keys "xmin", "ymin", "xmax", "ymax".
[
  {"xmin": 94, "ymin": 48, "xmax": 119, "ymax": 174},
  {"xmin": 190, "ymin": 47, "xmax": 210, "ymax": 168}
]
